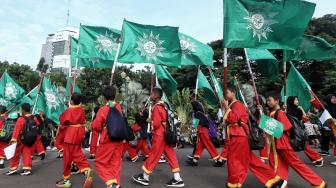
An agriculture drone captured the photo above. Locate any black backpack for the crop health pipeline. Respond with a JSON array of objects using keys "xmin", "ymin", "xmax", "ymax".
[
  {"xmin": 160, "ymin": 103, "xmax": 180, "ymax": 146},
  {"xmin": 241, "ymin": 115, "xmax": 266, "ymax": 150},
  {"xmin": 0, "ymin": 117, "xmax": 15, "ymax": 143},
  {"xmin": 20, "ymin": 116, "xmax": 38, "ymax": 146},
  {"xmin": 275, "ymin": 110, "xmax": 308, "ymax": 152},
  {"xmin": 106, "ymin": 105, "xmax": 134, "ymax": 141}
]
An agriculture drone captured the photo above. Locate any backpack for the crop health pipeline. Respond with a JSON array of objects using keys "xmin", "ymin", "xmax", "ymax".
[
  {"xmin": 0, "ymin": 117, "xmax": 15, "ymax": 143},
  {"xmin": 106, "ymin": 104, "xmax": 134, "ymax": 141},
  {"xmin": 207, "ymin": 118, "xmax": 218, "ymax": 139},
  {"xmin": 20, "ymin": 116, "xmax": 38, "ymax": 146},
  {"xmin": 241, "ymin": 115, "xmax": 266, "ymax": 150},
  {"xmin": 159, "ymin": 103, "xmax": 181, "ymax": 145},
  {"xmin": 275, "ymin": 110, "xmax": 308, "ymax": 152}
]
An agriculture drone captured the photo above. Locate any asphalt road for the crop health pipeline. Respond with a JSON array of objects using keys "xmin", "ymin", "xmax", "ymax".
[{"xmin": 0, "ymin": 147, "xmax": 334, "ymax": 188}]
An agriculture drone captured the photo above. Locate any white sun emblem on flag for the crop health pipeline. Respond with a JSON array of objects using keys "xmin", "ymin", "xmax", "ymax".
[
  {"xmin": 179, "ymin": 35, "xmax": 197, "ymax": 59},
  {"xmin": 244, "ymin": 11, "xmax": 278, "ymax": 42},
  {"xmin": 44, "ymin": 88, "xmax": 59, "ymax": 110},
  {"xmin": 95, "ymin": 32, "xmax": 118, "ymax": 55},
  {"xmin": 0, "ymin": 97, "xmax": 10, "ymax": 107},
  {"xmin": 88, "ymin": 58, "xmax": 100, "ymax": 64},
  {"xmin": 266, "ymin": 119, "xmax": 278, "ymax": 132},
  {"xmin": 136, "ymin": 31, "xmax": 165, "ymax": 61},
  {"xmin": 5, "ymin": 82, "xmax": 18, "ymax": 100}
]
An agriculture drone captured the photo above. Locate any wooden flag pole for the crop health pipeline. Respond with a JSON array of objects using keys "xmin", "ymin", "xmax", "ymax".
[
  {"xmin": 109, "ymin": 40, "xmax": 121, "ymax": 86},
  {"xmin": 283, "ymin": 50, "xmax": 287, "ymax": 106},
  {"xmin": 233, "ymin": 75, "xmax": 248, "ymax": 108},
  {"xmin": 73, "ymin": 23, "xmax": 81, "ymax": 92},
  {"xmin": 207, "ymin": 68, "xmax": 224, "ymax": 109},
  {"xmin": 244, "ymin": 48, "xmax": 260, "ymax": 106}
]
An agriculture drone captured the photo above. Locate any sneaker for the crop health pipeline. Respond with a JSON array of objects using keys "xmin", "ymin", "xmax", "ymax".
[
  {"xmin": 109, "ymin": 183, "xmax": 122, "ymax": 188},
  {"xmin": 70, "ymin": 165, "xmax": 80, "ymax": 175},
  {"xmin": 213, "ymin": 160, "xmax": 225, "ymax": 167},
  {"xmin": 132, "ymin": 173, "xmax": 149, "ymax": 186},
  {"xmin": 330, "ymin": 161, "xmax": 336, "ymax": 166},
  {"xmin": 6, "ymin": 169, "xmax": 18, "ymax": 176},
  {"xmin": 46, "ymin": 146, "xmax": 52, "ymax": 150},
  {"xmin": 186, "ymin": 154, "xmax": 194, "ymax": 160},
  {"xmin": 56, "ymin": 179, "xmax": 72, "ymax": 188},
  {"xmin": 83, "ymin": 169, "xmax": 94, "ymax": 188},
  {"xmin": 166, "ymin": 178, "xmax": 185, "ymax": 187},
  {"xmin": 143, "ymin": 156, "xmax": 148, "ymax": 161},
  {"xmin": 88, "ymin": 155, "xmax": 95, "ymax": 160},
  {"xmin": 186, "ymin": 159, "xmax": 198, "ymax": 166},
  {"xmin": 158, "ymin": 158, "xmax": 167, "ymax": 163},
  {"xmin": 20, "ymin": 170, "xmax": 32, "ymax": 176},
  {"xmin": 57, "ymin": 154, "xmax": 64, "ymax": 159},
  {"xmin": 270, "ymin": 179, "xmax": 287, "ymax": 188},
  {"xmin": 40, "ymin": 153, "xmax": 46, "ymax": 160},
  {"xmin": 314, "ymin": 160, "xmax": 324, "ymax": 167},
  {"xmin": 318, "ymin": 151, "xmax": 330, "ymax": 156}
]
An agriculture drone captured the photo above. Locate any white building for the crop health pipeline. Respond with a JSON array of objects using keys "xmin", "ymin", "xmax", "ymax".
[{"xmin": 40, "ymin": 27, "xmax": 79, "ymax": 73}]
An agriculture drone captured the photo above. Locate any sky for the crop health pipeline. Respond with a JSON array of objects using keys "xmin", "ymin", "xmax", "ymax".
[{"xmin": 0, "ymin": 0, "xmax": 334, "ymax": 69}]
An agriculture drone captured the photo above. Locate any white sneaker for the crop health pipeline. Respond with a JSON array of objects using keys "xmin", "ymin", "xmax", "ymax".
[
  {"xmin": 330, "ymin": 161, "xmax": 336, "ymax": 166},
  {"xmin": 46, "ymin": 146, "xmax": 52, "ymax": 150},
  {"xmin": 159, "ymin": 158, "xmax": 167, "ymax": 163}
]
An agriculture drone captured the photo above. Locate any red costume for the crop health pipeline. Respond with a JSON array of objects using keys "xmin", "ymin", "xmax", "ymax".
[
  {"xmin": 269, "ymin": 109, "xmax": 325, "ymax": 187},
  {"xmin": 91, "ymin": 101, "xmax": 125, "ymax": 186},
  {"xmin": 0, "ymin": 114, "xmax": 8, "ymax": 160},
  {"xmin": 125, "ymin": 123, "xmax": 149, "ymax": 161},
  {"xmin": 142, "ymin": 101, "xmax": 180, "ymax": 174},
  {"xmin": 9, "ymin": 115, "xmax": 40, "ymax": 170},
  {"xmin": 31, "ymin": 116, "xmax": 45, "ymax": 156},
  {"xmin": 89, "ymin": 129, "xmax": 99, "ymax": 157},
  {"xmin": 224, "ymin": 101, "xmax": 281, "ymax": 188},
  {"xmin": 55, "ymin": 126, "xmax": 65, "ymax": 155},
  {"xmin": 194, "ymin": 125, "xmax": 219, "ymax": 160},
  {"xmin": 59, "ymin": 105, "xmax": 91, "ymax": 180}
]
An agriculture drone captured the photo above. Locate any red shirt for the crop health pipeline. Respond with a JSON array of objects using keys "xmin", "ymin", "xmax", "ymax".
[
  {"xmin": 11, "ymin": 114, "xmax": 40, "ymax": 142},
  {"xmin": 59, "ymin": 105, "xmax": 86, "ymax": 145},
  {"xmin": 269, "ymin": 110, "xmax": 292, "ymax": 150},
  {"xmin": 224, "ymin": 100, "xmax": 249, "ymax": 137},
  {"xmin": 132, "ymin": 123, "xmax": 141, "ymax": 133},
  {"xmin": 151, "ymin": 101, "xmax": 167, "ymax": 137},
  {"xmin": 91, "ymin": 101, "xmax": 122, "ymax": 144}
]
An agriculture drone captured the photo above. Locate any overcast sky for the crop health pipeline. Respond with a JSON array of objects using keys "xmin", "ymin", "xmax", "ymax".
[{"xmin": 0, "ymin": 0, "xmax": 334, "ymax": 68}]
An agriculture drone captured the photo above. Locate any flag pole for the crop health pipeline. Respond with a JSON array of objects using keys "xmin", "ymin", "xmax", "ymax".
[
  {"xmin": 233, "ymin": 75, "xmax": 248, "ymax": 108},
  {"xmin": 244, "ymin": 48, "xmax": 260, "ymax": 106},
  {"xmin": 223, "ymin": 0, "xmax": 228, "ymax": 100},
  {"xmin": 109, "ymin": 40, "xmax": 121, "ymax": 86},
  {"xmin": 147, "ymin": 64, "xmax": 156, "ymax": 134},
  {"xmin": 73, "ymin": 23, "xmax": 82, "ymax": 92},
  {"xmin": 283, "ymin": 50, "xmax": 287, "ymax": 107},
  {"xmin": 194, "ymin": 65, "xmax": 200, "ymax": 100},
  {"xmin": 5, "ymin": 86, "xmax": 38, "ymax": 115},
  {"xmin": 207, "ymin": 68, "xmax": 224, "ymax": 109}
]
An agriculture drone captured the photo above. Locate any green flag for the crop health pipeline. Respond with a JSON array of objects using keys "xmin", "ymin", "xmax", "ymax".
[
  {"xmin": 78, "ymin": 25, "xmax": 120, "ymax": 60},
  {"xmin": 65, "ymin": 78, "xmax": 81, "ymax": 101},
  {"xmin": 259, "ymin": 114, "xmax": 284, "ymax": 138},
  {"xmin": 179, "ymin": 33, "xmax": 214, "ymax": 67},
  {"xmin": 209, "ymin": 69, "xmax": 224, "ymax": 101},
  {"xmin": 245, "ymin": 48, "xmax": 279, "ymax": 80},
  {"xmin": 197, "ymin": 70, "xmax": 218, "ymax": 107},
  {"xmin": 233, "ymin": 79, "xmax": 245, "ymax": 104},
  {"xmin": 0, "ymin": 72, "xmax": 25, "ymax": 107},
  {"xmin": 284, "ymin": 35, "xmax": 336, "ymax": 61},
  {"xmin": 71, "ymin": 36, "xmax": 114, "ymax": 68},
  {"xmin": 118, "ymin": 20, "xmax": 181, "ymax": 67},
  {"xmin": 224, "ymin": 0, "xmax": 316, "ymax": 49},
  {"xmin": 33, "ymin": 78, "xmax": 66, "ymax": 124},
  {"xmin": 155, "ymin": 65, "xmax": 177, "ymax": 98},
  {"xmin": 281, "ymin": 64, "xmax": 311, "ymax": 111}
]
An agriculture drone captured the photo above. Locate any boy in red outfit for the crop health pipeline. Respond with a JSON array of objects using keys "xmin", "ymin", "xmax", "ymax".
[
  {"xmin": 91, "ymin": 86, "xmax": 125, "ymax": 188},
  {"xmin": 56, "ymin": 93, "xmax": 93, "ymax": 188},
  {"xmin": 89, "ymin": 106, "xmax": 100, "ymax": 159},
  {"xmin": 6, "ymin": 103, "xmax": 40, "ymax": 176},
  {"xmin": 132, "ymin": 88, "xmax": 185, "ymax": 187},
  {"xmin": 31, "ymin": 112, "xmax": 46, "ymax": 160},
  {"xmin": 222, "ymin": 86, "xmax": 286, "ymax": 188},
  {"xmin": 0, "ymin": 105, "xmax": 8, "ymax": 169},
  {"xmin": 266, "ymin": 92, "xmax": 326, "ymax": 188}
]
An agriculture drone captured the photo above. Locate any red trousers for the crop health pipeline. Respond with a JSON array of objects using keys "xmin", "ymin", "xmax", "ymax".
[
  {"xmin": 220, "ymin": 139, "xmax": 229, "ymax": 160},
  {"xmin": 304, "ymin": 145, "xmax": 323, "ymax": 163},
  {"xmin": 227, "ymin": 136, "xmax": 281, "ymax": 188},
  {"xmin": 31, "ymin": 135, "xmax": 45, "ymax": 155},
  {"xmin": 94, "ymin": 141, "xmax": 124, "ymax": 186},
  {"xmin": 194, "ymin": 132, "xmax": 219, "ymax": 160},
  {"xmin": 143, "ymin": 135, "xmax": 180, "ymax": 174},
  {"xmin": 63, "ymin": 143, "xmax": 90, "ymax": 179},
  {"xmin": 260, "ymin": 142, "xmax": 269, "ymax": 160},
  {"xmin": 89, "ymin": 131, "xmax": 99, "ymax": 156},
  {"xmin": 55, "ymin": 128, "xmax": 65, "ymax": 153},
  {"xmin": 0, "ymin": 141, "xmax": 7, "ymax": 159},
  {"xmin": 126, "ymin": 139, "xmax": 149, "ymax": 160},
  {"xmin": 269, "ymin": 148, "xmax": 325, "ymax": 187},
  {"xmin": 10, "ymin": 142, "xmax": 33, "ymax": 170}
]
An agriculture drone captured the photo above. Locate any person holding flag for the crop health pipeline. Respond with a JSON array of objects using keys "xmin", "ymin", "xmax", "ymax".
[
  {"xmin": 56, "ymin": 93, "xmax": 93, "ymax": 188},
  {"xmin": 222, "ymin": 86, "xmax": 287, "ymax": 188},
  {"xmin": 266, "ymin": 92, "xmax": 326, "ymax": 188},
  {"xmin": 0, "ymin": 105, "xmax": 8, "ymax": 169},
  {"xmin": 132, "ymin": 88, "xmax": 185, "ymax": 187}
]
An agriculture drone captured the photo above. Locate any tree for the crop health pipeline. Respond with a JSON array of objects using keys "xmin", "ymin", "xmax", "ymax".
[{"xmin": 36, "ymin": 57, "xmax": 49, "ymax": 73}]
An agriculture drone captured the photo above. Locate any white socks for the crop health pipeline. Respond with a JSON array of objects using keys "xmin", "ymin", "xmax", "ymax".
[
  {"xmin": 173, "ymin": 172, "xmax": 182, "ymax": 181},
  {"xmin": 143, "ymin": 172, "xmax": 149, "ymax": 181},
  {"xmin": 0, "ymin": 159, "xmax": 4, "ymax": 164}
]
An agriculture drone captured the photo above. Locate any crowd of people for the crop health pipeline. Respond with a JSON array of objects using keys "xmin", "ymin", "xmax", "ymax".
[{"xmin": 0, "ymin": 85, "xmax": 335, "ymax": 188}]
